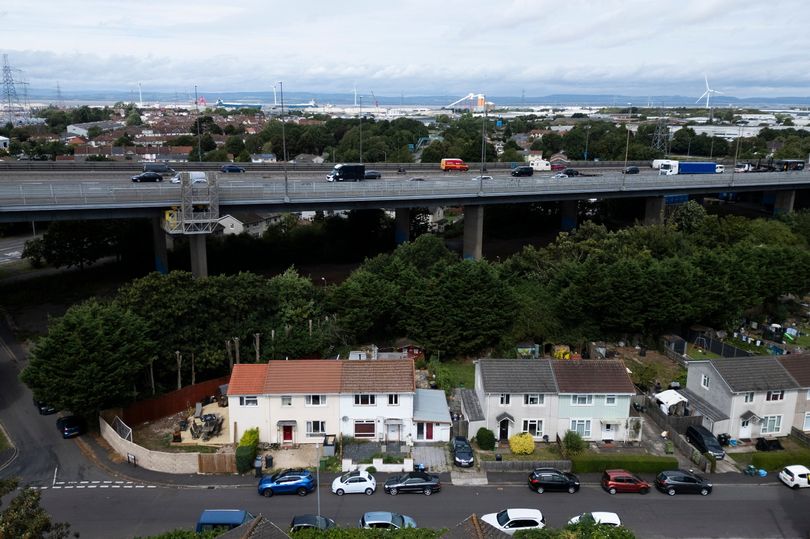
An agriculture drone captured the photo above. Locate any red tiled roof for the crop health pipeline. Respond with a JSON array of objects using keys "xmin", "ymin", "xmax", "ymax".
[
  {"xmin": 227, "ymin": 363, "xmax": 269, "ymax": 395},
  {"xmin": 341, "ymin": 359, "xmax": 415, "ymax": 393},
  {"xmin": 550, "ymin": 360, "xmax": 635, "ymax": 394},
  {"xmin": 266, "ymin": 359, "xmax": 343, "ymax": 393}
]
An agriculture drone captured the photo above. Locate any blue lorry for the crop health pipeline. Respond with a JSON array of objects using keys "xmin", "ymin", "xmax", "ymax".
[{"xmin": 659, "ymin": 161, "xmax": 718, "ymax": 175}]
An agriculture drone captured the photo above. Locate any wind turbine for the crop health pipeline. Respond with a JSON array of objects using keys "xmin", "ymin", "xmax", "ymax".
[{"xmin": 696, "ymin": 75, "xmax": 722, "ymax": 109}]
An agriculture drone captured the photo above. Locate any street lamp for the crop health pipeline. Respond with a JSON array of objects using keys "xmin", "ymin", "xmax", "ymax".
[
  {"xmin": 315, "ymin": 442, "xmax": 321, "ymax": 518},
  {"xmin": 358, "ymin": 96, "xmax": 363, "ymax": 164},
  {"xmin": 622, "ymin": 126, "xmax": 631, "ymax": 190},
  {"xmin": 479, "ymin": 104, "xmax": 487, "ymax": 193},
  {"xmin": 584, "ymin": 124, "xmax": 591, "ymax": 161},
  {"xmin": 278, "ymin": 81, "xmax": 289, "ymax": 201}
]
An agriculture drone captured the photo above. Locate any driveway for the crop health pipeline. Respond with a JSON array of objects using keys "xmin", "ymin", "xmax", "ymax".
[{"xmin": 412, "ymin": 444, "xmax": 449, "ymax": 473}]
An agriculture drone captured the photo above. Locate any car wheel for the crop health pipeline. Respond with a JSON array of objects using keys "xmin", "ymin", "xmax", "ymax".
[
  {"xmin": 335, "ymin": 489, "xmax": 344, "ymax": 496},
  {"xmin": 389, "ymin": 488, "xmax": 398, "ymax": 495},
  {"xmin": 700, "ymin": 488, "xmax": 709, "ymax": 496},
  {"xmin": 640, "ymin": 487, "xmax": 649, "ymax": 495},
  {"xmin": 608, "ymin": 487, "xmax": 617, "ymax": 495},
  {"xmin": 262, "ymin": 489, "xmax": 273, "ymax": 498},
  {"xmin": 297, "ymin": 487, "xmax": 308, "ymax": 496},
  {"xmin": 793, "ymin": 484, "xmax": 800, "ymax": 490},
  {"xmin": 364, "ymin": 488, "xmax": 374, "ymax": 496},
  {"xmin": 423, "ymin": 487, "xmax": 432, "ymax": 496},
  {"xmin": 667, "ymin": 488, "xmax": 676, "ymax": 496},
  {"xmin": 568, "ymin": 486, "xmax": 577, "ymax": 494},
  {"xmin": 535, "ymin": 486, "xmax": 544, "ymax": 494}
]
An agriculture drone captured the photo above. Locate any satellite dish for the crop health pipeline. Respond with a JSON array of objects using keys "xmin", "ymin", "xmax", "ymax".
[{"xmin": 342, "ymin": 416, "xmax": 349, "ymax": 422}]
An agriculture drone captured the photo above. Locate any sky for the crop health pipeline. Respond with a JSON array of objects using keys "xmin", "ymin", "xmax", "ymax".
[{"xmin": 3, "ymin": 0, "xmax": 810, "ymax": 102}]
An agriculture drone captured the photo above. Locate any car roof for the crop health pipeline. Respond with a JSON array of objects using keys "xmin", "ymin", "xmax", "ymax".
[
  {"xmin": 291, "ymin": 514, "xmax": 330, "ymax": 526},
  {"xmin": 198, "ymin": 509, "xmax": 251, "ymax": 525},
  {"xmin": 504, "ymin": 508, "xmax": 543, "ymax": 519},
  {"xmin": 364, "ymin": 511, "xmax": 396, "ymax": 522},
  {"xmin": 785, "ymin": 465, "xmax": 810, "ymax": 473}
]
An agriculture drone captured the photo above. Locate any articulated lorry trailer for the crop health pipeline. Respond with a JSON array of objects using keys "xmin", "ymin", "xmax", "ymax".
[{"xmin": 659, "ymin": 161, "xmax": 718, "ymax": 176}]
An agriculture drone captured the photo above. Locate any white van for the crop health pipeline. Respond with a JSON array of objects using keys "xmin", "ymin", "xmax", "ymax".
[
  {"xmin": 715, "ymin": 164, "xmax": 725, "ymax": 173},
  {"xmin": 170, "ymin": 171, "xmax": 208, "ymax": 184}
]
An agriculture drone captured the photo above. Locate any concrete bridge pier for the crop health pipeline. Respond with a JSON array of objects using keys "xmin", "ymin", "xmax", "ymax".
[
  {"xmin": 463, "ymin": 205, "xmax": 484, "ymax": 260},
  {"xmin": 560, "ymin": 200, "xmax": 578, "ymax": 232},
  {"xmin": 643, "ymin": 196, "xmax": 665, "ymax": 225},
  {"xmin": 394, "ymin": 208, "xmax": 410, "ymax": 245},
  {"xmin": 773, "ymin": 190, "xmax": 795, "ymax": 215},
  {"xmin": 151, "ymin": 215, "xmax": 168, "ymax": 274},
  {"xmin": 189, "ymin": 235, "xmax": 208, "ymax": 278}
]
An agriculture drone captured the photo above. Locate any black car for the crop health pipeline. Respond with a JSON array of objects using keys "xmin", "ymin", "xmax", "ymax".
[
  {"xmin": 364, "ymin": 170, "xmax": 382, "ymax": 179},
  {"xmin": 562, "ymin": 168, "xmax": 580, "ymax": 177},
  {"xmin": 221, "ymin": 164, "xmax": 246, "ymax": 173},
  {"xmin": 655, "ymin": 469, "xmax": 712, "ymax": 496},
  {"xmin": 56, "ymin": 415, "xmax": 85, "ymax": 438},
  {"xmin": 131, "ymin": 171, "xmax": 163, "ymax": 182},
  {"xmin": 511, "ymin": 166, "xmax": 534, "ymax": 177},
  {"xmin": 452, "ymin": 436, "xmax": 474, "ymax": 467},
  {"xmin": 527, "ymin": 467, "xmax": 580, "ymax": 494},
  {"xmin": 623, "ymin": 166, "xmax": 640, "ymax": 174},
  {"xmin": 34, "ymin": 399, "xmax": 57, "ymax": 415},
  {"xmin": 290, "ymin": 514, "xmax": 336, "ymax": 533},
  {"xmin": 384, "ymin": 471, "xmax": 441, "ymax": 496}
]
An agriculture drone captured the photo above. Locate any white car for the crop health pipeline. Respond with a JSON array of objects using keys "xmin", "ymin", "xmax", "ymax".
[
  {"xmin": 552, "ymin": 172, "xmax": 569, "ymax": 179},
  {"xmin": 170, "ymin": 171, "xmax": 208, "ymax": 184},
  {"xmin": 779, "ymin": 465, "xmax": 810, "ymax": 489},
  {"xmin": 481, "ymin": 509, "xmax": 545, "ymax": 535},
  {"xmin": 331, "ymin": 470, "xmax": 376, "ymax": 496},
  {"xmin": 471, "ymin": 175, "xmax": 493, "ymax": 181},
  {"xmin": 568, "ymin": 512, "xmax": 622, "ymax": 527}
]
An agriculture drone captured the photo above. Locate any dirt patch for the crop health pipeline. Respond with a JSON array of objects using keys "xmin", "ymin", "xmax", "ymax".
[
  {"xmin": 618, "ymin": 346, "xmax": 685, "ymax": 391},
  {"xmin": 132, "ymin": 410, "xmax": 187, "ymax": 451}
]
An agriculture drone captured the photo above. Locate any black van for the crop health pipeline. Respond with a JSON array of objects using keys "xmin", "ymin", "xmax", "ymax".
[
  {"xmin": 685, "ymin": 425, "xmax": 725, "ymax": 460},
  {"xmin": 511, "ymin": 166, "xmax": 534, "ymax": 177}
]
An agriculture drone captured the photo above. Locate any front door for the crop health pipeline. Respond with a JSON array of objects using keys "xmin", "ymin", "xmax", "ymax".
[
  {"xmin": 739, "ymin": 419, "xmax": 751, "ymax": 439},
  {"xmin": 601, "ymin": 422, "xmax": 614, "ymax": 441},
  {"xmin": 425, "ymin": 423, "xmax": 433, "ymax": 440},
  {"xmin": 387, "ymin": 424, "xmax": 400, "ymax": 442},
  {"xmin": 282, "ymin": 425, "xmax": 293, "ymax": 443},
  {"xmin": 499, "ymin": 419, "xmax": 509, "ymax": 441}
]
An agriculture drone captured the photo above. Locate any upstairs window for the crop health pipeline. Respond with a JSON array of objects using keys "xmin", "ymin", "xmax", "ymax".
[{"xmin": 354, "ymin": 394, "xmax": 376, "ymax": 406}]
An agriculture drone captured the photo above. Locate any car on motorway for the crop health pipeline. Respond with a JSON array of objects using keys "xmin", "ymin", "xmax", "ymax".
[
  {"xmin": 440, "ymin": 158, "xmax": 469, "ymax": 171},
  {"xmin": 364, "ymin": 169, "xmax": 382, "ymax": 179},
  {"xmin": 359, "ymin": 511, "xmax": 416, "ymax": 529},
  {"xmin": 257, "ymin": 468, "xmax": 316, "ymax": 497},
  {"xmin": 290, "ymin": 514, "xmax": 336, "ymax": 533},
  {"xmin": 131, "ymin": 171, "xmax": 163, "ymax": 182},
  {"xmin": 511, "ymin": 165, "xmax": 534, "ymax": 177},
  {"xmin": 170, "ymin": 171, "xmax": 207, "ymax": 184},
  {"xmin": 34, "ymin": 399, "xmax": 57, "ymax": 415},
  {"xmin": 383, "ymin": 471, "xmax": 441, "ymax": 495},
  {"xmin": 623, "ymin": 166, "xmax": 640, "ymax": 174},
  {"xmin": 552, "ymin": 172, "xmax": 569, "ymax": 179},
  {"xmin": 779, "ymin": 465, "xmax": 810, "ymax": 489},
  {"xmin": 331, "ymin": 470, "xmax": 376, "ymax": 496},
  {"xmin": 195, "ymin": 509, "xmax": 255, "ymax": 532},
  {"xmin": 409, "ymin": 176, "xmax": 425, "ymax": 181},
  {"xmin": 56, "ymin": 415, "xmax": 85, "ymax": 438},
  {"xmin": 471, "ymin": 175, "xmax": 493, "ymax": 182},
  {"xmin": 452, "ymin": 436, "xmax": 474, "ymax": 467},
  {"xmin": 568, "ymin": 512, "xmax": 622, "ymax": 527},
  {"xmin": 528, "ymin": 467, "xmax": 580, "ymax": 494},
  {"xmin": 654, "ymin": 469, "xmax": 712, "ymax": 496},
  {"xmin": 481, "ymin": 508, "xmax": 545, "ymax": 535},
  {"xmin": 562, "ymin": 168, "xmax": 580, "ymax": 177},
  {"xmin": 601, "ymin": 469, "xmax": 650, "ymax": 494},
  {"xmin": 221, "ymin": 164, "xmax": 246, "ymax": 173}
]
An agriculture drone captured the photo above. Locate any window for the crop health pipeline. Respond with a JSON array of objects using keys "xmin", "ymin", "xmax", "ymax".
[
  {"xmin": 605, "ymin": 395, "xmax": 617, "ymax": 406},
  {"xmin": 305, "ymin": 395, "xmax": 326, "ymax": 406},
  {"xmin": 354, "ymin": 394, "xmax": 376, "ymax": 406},
  {"xmin": 744, "ymin": 392, "xmax": 754, "ymax": 403},
  {"xmin": 281, "ymin": 395, "xmax": 292, "ymax": 407},
  {"xmin": 804, "ymin": 413, "xmax": 810, "ymax": 431},
  {"xmin": 524, "ymin": 394, "xmax": 544, "ymax": 406},
  {"xmin": 306, "ymin": 421, "xmax": 325, "ymax": 436},
  {"xmin": 239, "ymin": 396, "xmax": 258, "ymax": 407},
  {"xmin": 766, "ymin": 390, "xmax": 784, "ymax": 402},
  {"xmin": 499, "ymin": 394, "xmax": 511, "ymax": 405},
  {"xmin": 806, "ymin": 389, "xmax": 810, "ymax": 401},
  {"xmin": 761, "ymin": 415, "xmax": 782, "ymax": 434},
  {"xmin": 522, "ymin": 419, "xmax": 544, "ymax": 437},
  {"xmin": 701, "ymin": 374, "xmax": 710, "ymax": 390},
  {"xmin": 388, "ymin": 394, "xmax": 399, "ymax": 406},
  {"xmin": 571, "ymin": 395, "xmax": 593, "ymax": 406},
  {"xmin": 570, "ymin": 419, "xmax": 592, "ymax": 438},
  {"xmin": 354, "ymin": 420, "xmax": 375, "ymax": 438}
]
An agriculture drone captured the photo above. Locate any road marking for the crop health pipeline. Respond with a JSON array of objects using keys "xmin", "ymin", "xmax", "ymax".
[
  {"xmin": 64, "ymin": 486, "xmax": 74, "ymax": 489},
  {"xmin": 51, "ymin": 486, "xmax": 61, "ymax": 489},
  {"xmin": 79, "ymin": 481, "xmax": 89, "ymax": 484},
  {"xmin": 100, "ymin": 485, "xmax": 109, "ymax": 488},
  {"xmin": 88, "ymin": 485, "xmax": 97, "ymax": 488},
  {"xmin": 112, "ymin": 485, "xmax": 121, "ymax": 488},
  {"xmin": 52, "ymin": 467, "xmax": 58, "ymax": 487},
  {"xmin": 76, "ymin": 485, "xmax": 85, "ymax": 489}
]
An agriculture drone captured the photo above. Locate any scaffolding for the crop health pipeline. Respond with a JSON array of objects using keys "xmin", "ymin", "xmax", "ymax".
[{"xmin": 163, "ymin": 172, "xmax": 220, "ymax": 234}]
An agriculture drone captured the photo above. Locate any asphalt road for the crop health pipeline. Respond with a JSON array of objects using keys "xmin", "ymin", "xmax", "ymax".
[{"xmin": 0, "ymin": 234, "xmax": 34, "ymax": 264}]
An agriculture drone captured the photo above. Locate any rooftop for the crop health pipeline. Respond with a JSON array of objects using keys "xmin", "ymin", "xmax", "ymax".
[
  {"xmin": 478, "ymin": 359, "xmax": 557, "ymax": 393},
  {"xmin": 551, "ymin": 360, "xmax": 635, "ymax": 394},
  {"xmin": 710, "ymin": 356, "xmax": 799, "ymax": 392}
]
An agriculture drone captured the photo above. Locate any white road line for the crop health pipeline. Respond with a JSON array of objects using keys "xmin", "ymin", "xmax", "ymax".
[
  {"xmin": 51, "ymin": 486, "xmax": 61, "ymax": 489},
  {"xmin": 52, "ymin": 467, "xmax": 58, "ymax": 487},
  {"xmin": 147, "ymin": 486, "xmax": 157, "ymax": 489},
  {"xmin": 91, "ymin": 481, "xmax": 100, "ymax": 484},
  {"xmin": 112, "ymin": 485, "xmax": 120, "ymax": 488},
  {"xmin": 135, "ymin": 485, "xmax": 144, "ymax": 488},
  {"xmin": 64, "ymin": 486, "xmax": 74, "ymax": 489},
  {"xmin": 123, "ymin": 485, "xmax": 133, "ymax": 489},
  {"xmin": 103, "ymin": 481, "xmax": 112, "ymax": 484},
  {"xmin": 76, "ymin": 486, "xmax": 85, "ymax": 489},
  {"xmin": 79, "ymin": 481, "xmax": 89, "ymax": 484},
  {"xmin": 88, "ymin": 485, "xmax": 97, "ymax": 488}
]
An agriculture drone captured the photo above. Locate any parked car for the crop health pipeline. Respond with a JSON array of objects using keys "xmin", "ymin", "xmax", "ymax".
[
  {"xmin": 528, "ymin": 468, "xmax": 580, "ymax": 494},
  {"xmin": 257, "ymin": 468, "xmax": 316, "ymax": 497},
  {"xmin": 131, "ymin": 171, "xmax": 163, "ymax": 182},
  {"xmin": 290, "ymin": 514, "xmax": 336, "ymax": 533},
  {"xmin": 511, "ymin": 166, "xmax": 534, "ymax": 177},
  {"xmin": 568, "ymin": 512, "xmax": 622, "ymax": 527},
  {"xmin": 452, "ymin": 436, "xmax": 474, "ymax": 468},
  {"xmin": 383, "ymin": 471, "xmax": 441, "ymax": 495},
  {"xmin": 34, "ymin": 399, "xmax": 57, "ymax": 415},
  {"xmin": 779, "ymin": 465, "xmax": 810, "ymax": 489},
  {"xmin": 655, "ymin": 469, "xmax": 712, "ymax": 496},
  {"xmin": 623, "ymin": 166, "xmax": 640, "ymax": 174},
  {"xmin": 364, "ymin": 170, "xmax": 382, "ymax": 179},
  {"xmin": 481, "ymin": 509, "xmax": 545, "ymax": 535},
  {"xmin": 601, "ymin": 469, "xmax": 650, "ymax": 494},
  {"xmin": 195, "ymin": 509, "xmax": 254, "ymax": 532},
  {"xmin": 56, "ymin": 415, "xmax": 85, "ymax": 438},
  {"xmin": 685, "ymin": 425, "xmax": 725, "ymax": 460},
  {"xmin": 221, "ymin": 164, "xmax": 246, "ymax": 173},
  {"xmin": 359, "ymin": 511, "xmax": 416, "ymax": 529},
  {"xmin": 331, "ymin": 470, "xmax": 376, "ymax": 496}
]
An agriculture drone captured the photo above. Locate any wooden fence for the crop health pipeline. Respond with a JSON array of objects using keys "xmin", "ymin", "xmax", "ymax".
[
  {"xmin": 123, "ymin": 376, "xmax": 230, "ymax": 425},
  {"xmin": 644, "ymin": 396, "xmax": 702, "ymax": 435},
  {"xmin": 198, "ymin": 452, "xmax": 237, "ymax": 474}
]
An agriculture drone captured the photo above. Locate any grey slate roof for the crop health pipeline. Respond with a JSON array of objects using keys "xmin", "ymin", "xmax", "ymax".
[
  {"xmin": 478, "ymin": 359, "xmax": 557, "ymax": 393},
  {"xmin": 710, "ymin": 356, "xmax": 799, "ymax": 392},
  {"xmin": 413, "ymin": 389, "xmax": 452, "ymax": 423},
  {"xmin": 216, "ymin": 515, "xmax": 290, "ymax": 539},
  {"xmin": 459, "ymin": 389, "xmax": 484, "ymax": 421}
]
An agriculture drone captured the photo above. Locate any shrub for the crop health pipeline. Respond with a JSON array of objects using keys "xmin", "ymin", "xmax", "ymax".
[
  {"xmin": 239, "ymin": 428, "xmax": 259, "ymax": 449},
  {"xmin": 235, "ymin": 444, "xmax": 257, "ymax": 474},
  {"xmin": 751, "ymin": 450, "xmax": 810, "ymax": 471},
  {"xmin": 571, "ymin": 454, "xmax": 678, "ymax": 473},
  {"xmin": 509, "ymin": 432, "xmax": 535, "ymax": 455},
  {"xmin": 476, "ymin": 428, "xmax": 496, "ymax": 450},
  {"xmin": 563, "ymin": 430, "xmax": 588, "ymax": 456},
  {"xmin": 365, "ymin": 466, "xmax": 377, "ymax": 474}
]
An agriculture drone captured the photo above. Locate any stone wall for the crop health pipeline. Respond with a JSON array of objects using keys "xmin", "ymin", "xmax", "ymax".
[{"xmin": 99, "ymin": 416, "xmax": 199, "ymax": 474}]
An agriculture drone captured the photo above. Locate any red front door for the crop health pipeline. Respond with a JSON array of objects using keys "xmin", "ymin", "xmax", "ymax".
[
  {"xmin": 426, "ymin": 423, "xmax": 433, "ymax": 440},
  {"xmin": 282, "ymin": 425, "xmax": 293, "ymax": 443}
]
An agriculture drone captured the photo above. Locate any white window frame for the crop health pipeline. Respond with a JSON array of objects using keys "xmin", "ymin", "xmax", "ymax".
[
  {"xmin": 499, "ymin": 394, "xmax": 511, "ymax": 406},
  {"xmin": 306, "ymin": 420, "xmax": 326, "ymax": 436},
  {"xmin": 523, "ymin": 394, "xmax": 544, "ymax": 406},
  {"xmin": 744, "ymin": 392, "xmax": 754, "ymax": 403},
  {"xmin": 354, "ymin": 394, "xmax": 376, "ymax": 406},
  {"xmin": 571, "ymin": 394, "xmax": 593, "ymax": 406},
  {"xmin": 281, "ymin": 395, "xmax": 292, "ymax": 407},
  {"xmin": 804, "ymin": 412, "xmax": 810, "ymax": 431},
  {"xmin": 388, "ymin": 394, "xmax": 399, "ymax": 406},
  {"xmin": 570, "ymin": 419, "xmax": 592, "ymax": 438},
  {"xmin": 239, "ymin": 396, "xmax": 258, "ymax": 407},
  {"xmin": 701, "ymin": 374, "xmax": 710, "ymax": 390},
  {"xmin": 761, "ymin": 415, "xmax": 782, "ymax": 434},
  {"xmin": 522, "ymin": 419, "xmax": 544, "ymax": 437},
  {"xmin": 766, "ymin": 390, "xmax": 784, "ymax": 402},
  {"xmin": 305, "ymin": 394, "xmax": 326, "ymax": 406},
  {"xmin": 353, "ymin": 420, "xmax": 375, "ymax": 438},
  {"xmin": 806, "ymin": 389, "xmax": 810, "ymax": 401},
  {"xmin": 605, "ymin": 395, "xmax": 617, "ymax": 406}
]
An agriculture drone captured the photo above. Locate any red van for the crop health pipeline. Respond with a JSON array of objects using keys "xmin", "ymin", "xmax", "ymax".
[{"xmin": 440, "ymin": 158, "xmax": 469, "ymax": 171}]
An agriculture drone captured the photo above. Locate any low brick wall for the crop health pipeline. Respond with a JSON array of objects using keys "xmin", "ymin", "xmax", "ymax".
[
  {"xmin": 481, "ymin": 459, "xmax": 571, "ymax": 472},
  {"xmin": 342, "ymin": 458, "xmax": 414, "ymax": 473},
  {"xmin": 99, "ymin": 416, "xmax": 199, "ymax": 474}
]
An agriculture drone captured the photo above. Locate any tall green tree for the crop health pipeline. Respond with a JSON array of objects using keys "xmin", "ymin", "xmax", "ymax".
[{"xmin": 0, "ymin": 478, "xmax": 74, "ymax": 539}]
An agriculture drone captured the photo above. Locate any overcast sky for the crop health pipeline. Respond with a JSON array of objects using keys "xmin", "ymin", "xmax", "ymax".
[{"xmin": 3, "ymin": 0, "xmax": 809, "ymax": 101}]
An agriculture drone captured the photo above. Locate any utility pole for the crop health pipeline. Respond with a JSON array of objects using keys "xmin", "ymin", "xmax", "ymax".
[
  {"xmin": 194, "ymin": 85, "xmax": 202, "ymax": 162},
  {"xmin": 279, "ymin": 81, "xmax": 289, "ymax": 201}
]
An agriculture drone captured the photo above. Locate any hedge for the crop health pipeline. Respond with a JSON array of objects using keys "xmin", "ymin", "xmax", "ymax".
[
  {"xmin": 236, "ymin": 444, "xmax": 257, "ymax": 474},
  {"xmin": 571, "ymin": 454, "xmax": 678, "ymax": 473},
  {"xmin": 476, "ymin": 428, "xmax": 496, "ymax": 451},
  {"xmin": 751, "ymin": 450, "xmax": 810, "ymax": 471}
]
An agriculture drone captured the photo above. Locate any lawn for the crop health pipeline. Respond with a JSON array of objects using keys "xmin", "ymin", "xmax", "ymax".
[
  {"xmin": 686, "ymin": 344, "xmax": 721, "ymax": 360},
  {"xmin": 727, "ymin": 437, "xmax": 808, "ymax": 469},
  {"xmin": 443, "ymin": 360, "xmax": 474, "ymax": 389},
  {"xmin": 478, "ymin": 442, "xmax": 563, "ymax": 461}
]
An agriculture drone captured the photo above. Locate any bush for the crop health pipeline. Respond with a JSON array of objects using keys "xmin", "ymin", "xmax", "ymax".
[
  {"xmin": 751, "ymin": 450, "xmax": 810, "ymax": 471},
  {"xmin": 563, "ymin": 430, "xmax": 588, "ymax": 456},
  {"xmin": 235, "ymin": 444, "xmax": 257, "ymax": 474},
  {"xmin": 476, "ymin": 428, "xmax": 496, "ymax": 451},
  {"xmin": 365, "ymin": 466, "xmax": 377, "ymax": 474},
  {"xmin": 239, "ymin": 427, "xmax": 259, "ymax": 449},
  {"xmin": 571, "ymin": 454, "xmax": 678, "ymax": 473},
  {"xmin": 509, "ymin": 432, "xmax": 535, "ymax": 455}
]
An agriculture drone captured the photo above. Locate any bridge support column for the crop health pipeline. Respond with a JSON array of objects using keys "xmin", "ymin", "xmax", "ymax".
[
  {"xmin": 189, "ymin": 235, "xmax": 208, "ymax": 279},
  {"xmin": 151, "ymin": 215, "xmax": 168, "ymax": 274},
  {"xmin": 560, "ymin": 200, "xmax": 578, "ymax": 231},
  {"xmin": 773, "ymin": 190, "xmax": 795, "ymax": 215},
  {"xmin": 395, "ymin": 208, "xmax": 410, "ymax": 245},
  {"xmin": 643, "ymin": 196, "xmax": 665, "ymax": 225},
  {"xmin": 463, "ymin": 205, "xmax": 484, "ymax": 260}
]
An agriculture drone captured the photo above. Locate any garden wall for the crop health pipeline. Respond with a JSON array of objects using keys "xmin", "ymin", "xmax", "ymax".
[
  {"xmin": 481, "ymin": 459, "xmax": 571, "ymax": 472},
  {"xmin": 122, "ymin": 376, "xmax": 229, "ymax": 425},
  {"xmin": 99, "ymin": 416, "xmax": 199, "ymax": 474},
  {"xmin": 341, "ymin": 458, "xmax": 414, "ymax": 473}
]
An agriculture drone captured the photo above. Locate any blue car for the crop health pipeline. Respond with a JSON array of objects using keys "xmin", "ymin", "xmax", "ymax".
[
  {"xmin": 56, "ymin": 415, "xmax": 85, "ymax": 438},
  {"xmin": 258, "ymin": 468, "xmax": 316, "ymax": 497}
]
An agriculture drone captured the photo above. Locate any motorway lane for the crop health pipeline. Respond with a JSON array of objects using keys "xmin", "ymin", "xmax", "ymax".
[
  {"xmin": 37, "ymin": 481, "xmax": 810, "ymax": 538},
  {"xmin": 0, "ymin": 234, "xmax": 35, "ymax": 264}
]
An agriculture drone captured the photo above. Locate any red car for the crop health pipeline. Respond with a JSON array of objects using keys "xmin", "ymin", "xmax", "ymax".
[{"xmin": 601, "ymin": 469, "xmax": 650, "ymax": 495}]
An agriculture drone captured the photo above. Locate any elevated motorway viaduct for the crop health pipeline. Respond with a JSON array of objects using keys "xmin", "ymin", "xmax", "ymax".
[{"xmin": 0, "ymin": 169, "xmax": 807, "ymax": 277}]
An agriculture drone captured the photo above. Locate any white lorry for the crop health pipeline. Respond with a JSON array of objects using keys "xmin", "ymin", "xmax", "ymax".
[{"xmin": 529, "ymin": 158, "xmax": 551, "ymax": 171}]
